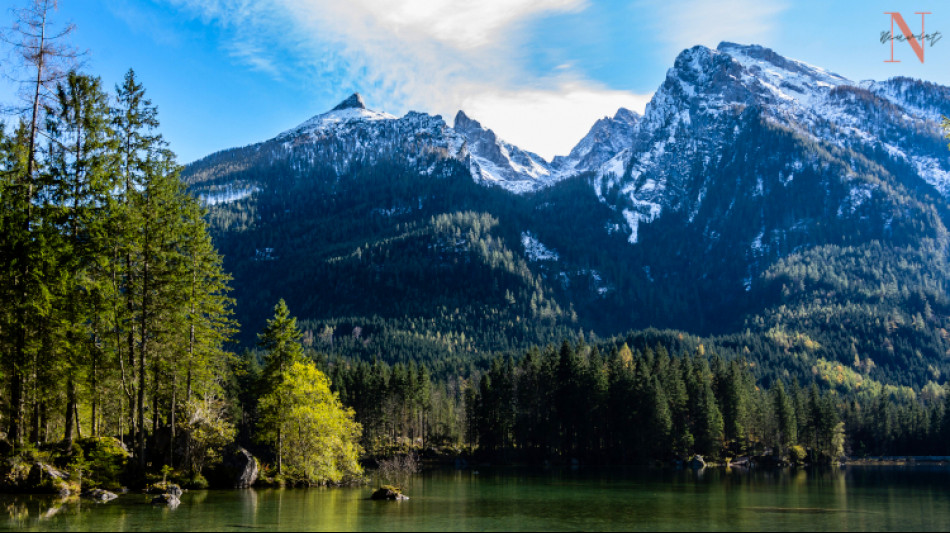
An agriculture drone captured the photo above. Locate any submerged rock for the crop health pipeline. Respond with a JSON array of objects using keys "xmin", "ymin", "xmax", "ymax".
[{"xmin": 371, "ymin": 485, "xmax": 409, "ymax": 501}]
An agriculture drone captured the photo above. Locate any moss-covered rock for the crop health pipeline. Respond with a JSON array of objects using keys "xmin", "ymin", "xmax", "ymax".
[
  {"xmin": 222, "ymin": 447, "xmax": 259, "ymax": 489},
  {"xmin": 147, "ymin": 481, "xmax": 183, "ymax": 497},
  {"xmin": 76, "ymin": 438, "xmax": 130, "ymax": 490},
  {"xmin": 371, "ymin": 485, "xmax": 408, "ymax": 500},
  {"xmin": 82, "ymin": 488, "xmax": 118, "ymax": 502},
  {"xmin": 26, "ymin": 463, "xmax": 73, "ymax": 496},
  {"xmin": 151, "ymin": 493, "xmax": 180, "ymax": 507},
  {"xmin": 0, "ymin": 456, "xmax": 32, "ymax": 489}
]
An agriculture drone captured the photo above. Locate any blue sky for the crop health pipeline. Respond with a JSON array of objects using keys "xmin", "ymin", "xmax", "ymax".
[{"xmin": 1, "ymin": 0, "xmax": 948, "ymax": 163}]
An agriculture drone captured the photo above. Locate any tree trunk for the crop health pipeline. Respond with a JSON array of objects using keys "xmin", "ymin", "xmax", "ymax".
[
  {"xmin": 138, "ymin": 298, "xmax": 147, "ymax": 468},
  {"xmin": 75, "ymin": 403, "xmax": 82, "ymax": 439},
  {"xmin": 64, "ymin": 378, "xmax": 77, "ymax": 444},
  {"xmin": 170, "ymin": 375, "xmax": 176, "ymax": 468},
  {"xmin": 91, "ymin": 354, "xmax": 99, "ymax": 437},
  {"xmin": 8, "ymin": 368, "xmax": 23, "ymax": 447}
]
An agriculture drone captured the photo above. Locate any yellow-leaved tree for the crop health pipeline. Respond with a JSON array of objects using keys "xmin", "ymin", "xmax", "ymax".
[{"xmin": 259, "ymin": 360, "xmax": 363, "ymax": 484}]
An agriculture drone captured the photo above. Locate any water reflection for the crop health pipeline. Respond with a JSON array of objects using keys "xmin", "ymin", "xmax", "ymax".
[{"xmin": 0, "ymin": 467, "xmax": 948, "ymax": 531}]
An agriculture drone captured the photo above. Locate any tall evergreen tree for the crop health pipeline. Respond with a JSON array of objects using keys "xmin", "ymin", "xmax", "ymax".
[
  {"xmin": 45, "ymin": 70, "xmax": 115, "ymax": 443},
  {"xmin": 256, "ymin": 299, "xmax": 305, "ymax": 473},
  {"xmin": 2, "ymin": 0, "xmax": 79, "ymax": 446},
  {"xmin": 771, "ymin": 380, "xmax": 797, "ymax": 453}
]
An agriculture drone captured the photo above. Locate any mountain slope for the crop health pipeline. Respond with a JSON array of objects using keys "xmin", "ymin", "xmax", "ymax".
[{"xmin": 184, "ymin": 43, "xmax": 950, "ymax": 389}]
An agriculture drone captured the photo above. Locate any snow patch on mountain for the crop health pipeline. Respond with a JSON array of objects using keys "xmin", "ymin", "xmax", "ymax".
[
  {"xmin": 521, "ymin": 232, "xmax": 559, "ymax": 262},
  {"xmin": 200, "ymin": 186, "xmax": 259, "ymax": 205}
]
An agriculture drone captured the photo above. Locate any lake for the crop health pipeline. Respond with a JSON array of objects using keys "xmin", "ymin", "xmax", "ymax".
[{"xmin": 3, "ymin": 466, "xmax": 950, "ymax": 531}]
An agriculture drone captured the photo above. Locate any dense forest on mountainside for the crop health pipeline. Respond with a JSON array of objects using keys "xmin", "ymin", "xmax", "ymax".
[{"xmin": 197, "ymin": 123, "xmax": 950, "ymax": 390}]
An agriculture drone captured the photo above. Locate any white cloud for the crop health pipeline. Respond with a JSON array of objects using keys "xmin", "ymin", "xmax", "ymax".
[
  {"xmin": 462, "ymin": 86, "xmax": 652, "ymax": 160},
  {"xmin": 351, "ymin": 0, "xmax": 586, "ymax": 50},
  {"xmin": 163, "ymin": 0, "xmax": 651, "ymax": 159},
  {"xmin": 637, "ymin": 0, "xmax": 789, "ymax": 55}
]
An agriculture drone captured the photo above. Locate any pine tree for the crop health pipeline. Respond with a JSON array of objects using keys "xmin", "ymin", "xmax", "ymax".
[
  {"xmin": 771, "ymin": 380, "xmax": 797, "ymax": 453},
  {"xmin": 720, "ymin": 362, "xmax": 748, "ymax": 454},
  {"xmin": 1, "ymin": 0, "xmax": 79, "ymax": 446},
  {"xmin": 44, "ymin": 70, "xmax": 115, "ymax": 444},
  {"xmin": 178, "ymin": 198, "xmax": 237, "ymax": 468},
  {"xmin": 691, "ymin": 359, "xmax": 723, "ymax": 457},
  {"xmin": 256, "ymin": 299, "xmax": 305, "ymax": 473},
  {"xmin": 646, "ymin": 377, "xmax": 673, "ymax": 457}
]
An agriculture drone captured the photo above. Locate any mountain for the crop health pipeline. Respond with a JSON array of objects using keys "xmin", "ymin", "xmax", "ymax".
[
  {"xmin": 183, "ymin": 43, "xmax": 950, "ymax": 390},
  {"xmin": 552, "ymin": 107, "xmax": 640, "ymax": 176},
  {"xmin": 592, "ymin": 42, "xmax": 950, "ymax": 245},
  {"xmin": 454, "ymin": 110, "xmax": 560, "ymax": 193},
  {"xmin": 188, "ymin": 92, "xmax": 571, "ymax": 197}
]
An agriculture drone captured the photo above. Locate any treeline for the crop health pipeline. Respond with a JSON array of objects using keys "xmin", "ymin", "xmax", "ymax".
[
  {"xmin": 319, "ymin": 335, "xmax": 950, "ymax": 464},
  {"xmin": 465, "ymin": 340, "xmax": 845, "ymax": 464},
  {"xmin": 328, "ymin": 358, "xmax": 466, "ymax": 455}
]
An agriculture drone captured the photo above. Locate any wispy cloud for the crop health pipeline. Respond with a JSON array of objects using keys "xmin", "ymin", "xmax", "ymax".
[
  {"xmin": 637, "ymin": 0, "xmax": 789, "ymax": 56},
  {"xmin": 161, "ymin": 0, "xmax": 654, "ymax": 159},
  {"xmin": 226, "ymin": 40, "xmax": 282, "ymax": 77}
]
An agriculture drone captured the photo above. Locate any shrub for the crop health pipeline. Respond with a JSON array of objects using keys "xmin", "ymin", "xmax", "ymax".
[
  {"xmin": 789, "ymin": 445, "xmax": 808, "ymax": 465},
  {"xmin": 76, "ymin": 437, "xmax": 131, "ymax": 490}
]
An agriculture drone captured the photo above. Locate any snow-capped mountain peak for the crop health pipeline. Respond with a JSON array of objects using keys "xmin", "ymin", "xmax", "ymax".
[
  {"xmin": 332, "ymin": 92, "xmax": 367, "ymax": 111},
  {"xmin": 454, "ymin": 110, "xmax": 560, "ymax": 193},
  {"xmin": 278, "ymin": 94, "xmax": 396, "ymax": 139},
  {"xmin": 588, "ymin": 42, "xmax": 950, "ymax": 244},
  {"xmin": 553, "ymin": 107, "xmax": 640, "ymax": 176}
]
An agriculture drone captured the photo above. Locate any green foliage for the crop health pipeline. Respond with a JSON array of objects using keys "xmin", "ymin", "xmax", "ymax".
[
  {"xmin": 258, "ymin": 299, "xmax": 306, "ymax": 384},
  {"xmin": 258, "ymin": 361, "xmax": 363, "ymax": 484},
  {"xmin": 181, "ymin": 395, "xmax": 236, "ymax": 475},
  {"xmin": 184, "ymin": 472, "xmax": 209, "ymax": 490},
  {"xmin": 0, "ymin": 62, "xmax": 236, "ymax": 478},
  {"xmin": 76, "ymin": 438, "xmax": 130, "ymax": 490},
  {"xmin": 789, "ymin": 445, "xmax": 807, "ymax": 464}
]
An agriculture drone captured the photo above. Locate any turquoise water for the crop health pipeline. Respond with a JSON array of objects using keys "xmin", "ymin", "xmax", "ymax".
[{"xmin": 2, "ymin": 466, "xmax": 950, "ymax": 531}]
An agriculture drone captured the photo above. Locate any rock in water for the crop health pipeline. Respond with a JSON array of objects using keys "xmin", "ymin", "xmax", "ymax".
[
  {"xmin": 151, "ymin": 493, "xmax": 181, "ymax": 507},
  {"xmin": 371, "ymin": 485, "xmax": 409, "ymax": 501},
  {"xmin": 223, "ymin": 447, "xmax": 260, "ymax": 489},
  {"xmin": 82, "ymin": 489, "xmax": 118, "ymax": 502},
  {"xmin": 147, "ymin": 482, "xmax": 182, "ymax": 496},
  {"xmin": 690, "ymin": 455, "xmax": 706, "ymax": 470}
]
